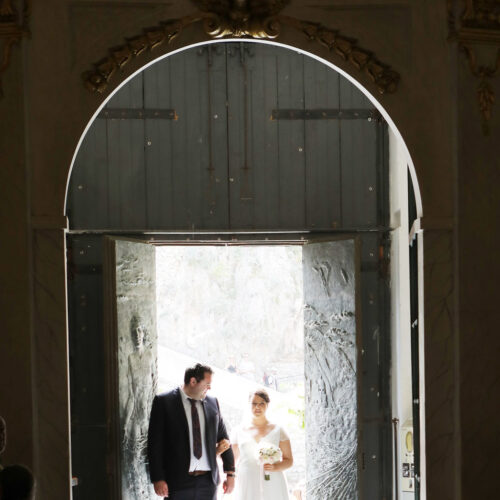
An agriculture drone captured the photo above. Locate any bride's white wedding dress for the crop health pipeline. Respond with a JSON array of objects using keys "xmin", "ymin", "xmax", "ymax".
[{"xmin": 232, "ymin": 424, "xmax": 290, "ymax": 500}]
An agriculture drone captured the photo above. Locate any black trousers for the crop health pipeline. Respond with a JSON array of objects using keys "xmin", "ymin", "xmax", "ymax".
[{"xmin": 168, "ymin": 474, "xmax": 217, "ymax": 500}]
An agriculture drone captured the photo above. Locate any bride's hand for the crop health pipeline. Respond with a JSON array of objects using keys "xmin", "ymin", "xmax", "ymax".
[
  {"xmin": 216, "ymin": 438, "xmax": 231, "ymax": 455},
  {"xmin": 263, "ymin": 463, "xmax": 278, "ymax": 471}
]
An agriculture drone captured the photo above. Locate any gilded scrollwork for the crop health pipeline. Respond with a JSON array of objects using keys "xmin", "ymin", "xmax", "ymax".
[
  {"xmin": 83, "ymin": 16, "xmax": 200, "ymax": 94},
  {"xmin": 201, "ymin": 12, "xmax": 282, "ymax": 39},
  {"xmin": 0, "ymin": 0, "xmax": 29, "ymax": 97},
  {"xmin": 193, "ymin": 0, "xmax": 288, "ymax": 38},
  {"xmin": 449, "ymin": 0, "xmax": 500, "ymax": 134},
  {"xmin": 462, "ymin": 0, "xmax": 500, "ymax": 30},
  {"xmin": 280, "ymin": 16, "xmax": 399, "ymax": 95},
  {"xmin": 83, "ymin": 0, "xmax": 400, "ymax": 96},
  {"xmin": 462, "ymin": 44, "xmax": 500, "ymax": 133}
]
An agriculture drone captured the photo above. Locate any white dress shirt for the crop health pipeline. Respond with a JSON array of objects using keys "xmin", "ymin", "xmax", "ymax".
[{"xmin": 179, "ymin": 386, "xmax": 211, "ymax": 472}]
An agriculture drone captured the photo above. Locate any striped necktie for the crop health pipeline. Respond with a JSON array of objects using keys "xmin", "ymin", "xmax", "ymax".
[{"xmin": 188, "ymin": 398, "xmax": 202, "ymax": 459}]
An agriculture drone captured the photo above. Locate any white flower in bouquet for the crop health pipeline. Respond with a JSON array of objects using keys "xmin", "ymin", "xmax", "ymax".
[{"xmin": 256, "ymin": 442, "xmax": 282, "ymax": 480}]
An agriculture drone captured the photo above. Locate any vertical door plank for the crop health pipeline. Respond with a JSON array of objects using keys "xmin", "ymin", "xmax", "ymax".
[
  {"xmin": 168, "ymin": 48, "xmax": 208, "ymax": 228},
  {"xmin": 68, "ymin": 119, "xmax": 109, "ymax": 229},
  {"xmin": 339, "ymin": 78, "xmax": 378, "ymax": 228},
  {"xmin": 227, "ymin": 43, "xmax": 252, "ymax": 228},
  {"xmin": 143, "ymin": 58, "xmax": 174, "ymax": 229},
  {"xmin": 304, "ymin": 57, "xmax": 341, "ymax": 230},
  {"xmin": 107, "ymin": 75, "xmax": 146, "ymax": 229},
  {"xmin": 202, "ymin": 45, "xmax": 230, "ymax": 229},
  {"xmin": 168, "ymin": 51, "xmax": 191, "ymax": 228},
  {"xmin": 191, "ymin": 47, "xmax": 210, "ymax": 228},
  {"xmin": 106, "ymin": 120, "xmax": 122, "ymax": 229},
  {"xmin": 276, "ymin": 50, "xmax": 306, "ymax": 229},
  {"xmin": 250, "ymin": 46, "xmax": 280, "ymax": 228}
]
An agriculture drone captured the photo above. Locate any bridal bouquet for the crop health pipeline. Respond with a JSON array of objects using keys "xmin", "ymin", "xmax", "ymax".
[{"xmin": 256, "ymin": 442, "xmax": 282, "ymax": 480}]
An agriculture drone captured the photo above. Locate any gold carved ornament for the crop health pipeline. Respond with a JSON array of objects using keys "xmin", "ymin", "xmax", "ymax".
[
  {"xmin": 449, "ymin": 0, "xmax": 500, "ymax": 135},
  {"xmin": 0, "ymin": 0, "xmax": 29, "ymax": 97},
  {"xmin": 83, "ymin": 0, "xmax": 400, "ymax": 96}
]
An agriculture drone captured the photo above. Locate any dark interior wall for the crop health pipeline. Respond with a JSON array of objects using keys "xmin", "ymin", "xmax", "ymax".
[
  {"xmin": 66, "ymin": 43, "xmax": 385, "ymax": 232},
  {"xmin": 458, "ymin": 55, "xmax": 500, "ymax": 498},
  {"xmin": 1, "ymin": 2, "xmax": 489, "ymax": 499},
  {"xmin": 0, "ymin": 51, "xmax": 33, "ymax": 468}
]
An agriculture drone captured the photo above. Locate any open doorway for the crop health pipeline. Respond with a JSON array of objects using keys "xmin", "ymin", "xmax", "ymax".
[
  {"xmin": 156, "ymin": 245, "xmax": 305, "ymax": 498},
  {"xmin": 104, "ymin": 234, "xmax": 363, "ymax": 500}
]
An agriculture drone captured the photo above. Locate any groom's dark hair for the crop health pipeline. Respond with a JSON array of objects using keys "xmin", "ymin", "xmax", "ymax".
[{"xmin": 184, "ymin": 363, "xmax": 213, "ymax": 384}]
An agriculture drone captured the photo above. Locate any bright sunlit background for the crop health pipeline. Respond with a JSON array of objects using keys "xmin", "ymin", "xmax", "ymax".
[{"xmin": 156, "ymin": 245, "xmax": 305, "ymax": 499}]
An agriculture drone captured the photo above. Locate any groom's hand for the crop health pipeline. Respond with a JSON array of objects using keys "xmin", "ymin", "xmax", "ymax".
[
  {"xmin": 216, "ymin": 439, "xmax": 231, "ymax": 455},
  {"xmin": 223, "ymin": 475, "xmax": 235, "ymax": 494},
  {"xmin": 153, "ymin": 480, "xmax": 169, "ymax": 497}
]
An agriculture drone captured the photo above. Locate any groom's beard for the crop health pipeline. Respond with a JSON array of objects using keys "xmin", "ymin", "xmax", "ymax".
[{"xmin": 192, "ymin": 387, "xmax": 208, "ymax": 400}]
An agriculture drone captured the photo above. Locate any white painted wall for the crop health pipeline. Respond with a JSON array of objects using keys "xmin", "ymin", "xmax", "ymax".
[{"xmin": 389, "ymin": 128, "xmax": 414, "ymax": 500}]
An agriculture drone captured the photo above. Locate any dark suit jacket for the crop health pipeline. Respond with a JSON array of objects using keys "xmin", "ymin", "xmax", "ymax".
[{"xmin": 147, "ymin": 388, "xmax": 235, "ymax": 491}]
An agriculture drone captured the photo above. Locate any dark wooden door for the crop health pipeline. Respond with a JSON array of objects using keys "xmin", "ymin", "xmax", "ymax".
[{"xmin": 67, "ymin": 42, "xmax": 387, "ymax": 233}]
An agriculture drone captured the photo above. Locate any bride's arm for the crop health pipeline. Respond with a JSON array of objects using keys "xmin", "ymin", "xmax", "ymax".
[
  {"xmin": 278, "ymin": 440, "xmax": 293, "ymax": 470},
  {"xmin": 232, "ymin": 443, "xmax": 240, "ymax": 463},
  {"xmin": 263, "ymin": 440, "xmax": 293, "ymax": 472}
]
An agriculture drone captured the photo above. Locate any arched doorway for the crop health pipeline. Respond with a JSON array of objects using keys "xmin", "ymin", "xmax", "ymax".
[{"xmin": 66, "ymin": 40, "xmax": 421, "ymax": 500}]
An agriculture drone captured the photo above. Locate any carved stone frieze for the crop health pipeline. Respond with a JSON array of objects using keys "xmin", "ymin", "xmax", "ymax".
[
  {"xmin": 0, "ymin": 0, "xmax": 29, "ymax": 97},
  {"xmin": 449, "ymin": 0, "xmax": 500, "ymax": 134},
  {"xmin": 83, "ymin": 1, "xmax": 400, "ymax": 96}
]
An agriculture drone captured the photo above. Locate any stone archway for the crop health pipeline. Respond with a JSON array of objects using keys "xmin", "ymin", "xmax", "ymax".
[
  {"xmin": 63, "ymin": 39, "xmax": 418, "ymax": 500},
  {"xmin": 23, "ymin": 4, "xmax": 460, "ymax": 500}
]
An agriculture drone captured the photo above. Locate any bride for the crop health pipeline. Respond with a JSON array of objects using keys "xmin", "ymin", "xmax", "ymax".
[{"xmin": 231, "ymin": 389, "xmax": 293, "ymax": 500}]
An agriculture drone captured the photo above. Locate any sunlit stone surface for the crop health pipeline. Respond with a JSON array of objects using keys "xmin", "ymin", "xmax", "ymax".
[
  {"xmin": 303, "ymin": 240, "xmax": 357, "ymax": 499},
  {"xmin": 115, "ymin": 240, "xmax": 158, "ymax": 500}
]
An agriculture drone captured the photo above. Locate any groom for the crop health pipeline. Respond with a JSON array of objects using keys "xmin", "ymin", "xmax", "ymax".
[{"xmin": 147, "ymin": 363, "xmax": 235, "ymax": 499}]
